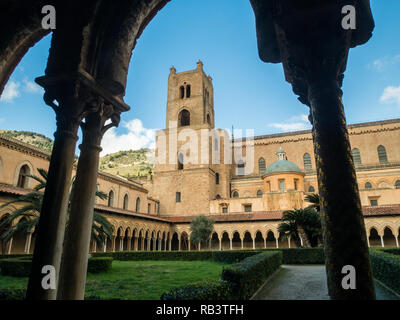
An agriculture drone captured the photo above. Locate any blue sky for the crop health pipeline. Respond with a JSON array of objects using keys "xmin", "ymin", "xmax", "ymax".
[{"xmin": 1, "ymin": 0, "xmax": 399, "ymax": 155}]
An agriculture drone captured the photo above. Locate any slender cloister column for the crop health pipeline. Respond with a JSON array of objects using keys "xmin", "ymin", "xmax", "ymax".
[
  {"xmin": 275, "ymin": 238, "xmax": 279, "ymax": 249},
  {"xmin": 112, "ymin": 236, "xmax": 116, "ymax": 252},
  {"xmin": 178, "ymin": 239, "xmax": 181, "ymax": 251},
  {"xmin": 395, "ymin": 234, "xmax": 399, "ymax": 248},
  {"xmin": 241, "ymin": 238, "xmax": 244, "ymax": 250},
  {"xmin": 380, "ymin": 236, "xmax": 384, "ymax": 248},
  {"xmin": 252, "ymin": 238, "xmax": 255, "ymax": 250},
  {"xmin": 229, "ymin": 238, "xmax": 233, "ymax": 250},
  {"xmin": 24, "ymin": 233, "xmax": 32, "ymax": 254},
  {"xmin": 169, "ymin": 238, "xmax": 172, "ymax": 251},
  {"xmin": 127, "ymin": 237, "xmax": 131, "ymax": 251},
  {"xmin": 264, "ymin": 238, "xmax": 266, "ymax": 249},
  {"xmin": 288, "ymin": 236, "xmax": 291, "ymax": 249},
  {"xmin": 219, "ymin": 238, "xmax": 222, "ymax": 251},
  {"xmin": 7, "ymin": 238, "xmax": 12, "ymax": 254}
]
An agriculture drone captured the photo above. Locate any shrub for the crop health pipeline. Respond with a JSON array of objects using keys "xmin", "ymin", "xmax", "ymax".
[
  {"xmin": 87, "ymin": 257, "xmax": 113, "ymax": 273},
  {"xmin": 160, "ymin": 280, "xmax": 232, "ymax": 300},
  {"xmin": 221, "ymin": 251, "xmax": 282, "ymax": 300},
  {"xmin": 0, "ymin": 258, "xmax": 32, "ymax": 277},
  {"xmin": 93, "ymin": 250, "xmax": 213, "ymax": 261},
  {"xmin": 370, "ymin": 250, "xmax": 400, "ymax": 294},
  {"xmin": 381, "ymin": 248, "xmax": 400, "ymax": 256},
  {"xmin": 0, "ymin": 289, "xmax": 26, "ymax": 300},
  {"xmin": 277, "ymin": 248, "xmax": 325, "ymax": 264},
  {"xmin": 212, "ymin": 250, "xmax": 261, "ymax": 264}
]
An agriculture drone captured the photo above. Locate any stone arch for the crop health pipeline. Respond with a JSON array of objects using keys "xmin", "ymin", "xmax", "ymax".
[
  {"xmin": 171, "ymin": 232, "xmax": 179, "ymax": 251},
  {"xmin": 243, "ymin": 231, "xmax": 253, "ymax": 249},
  {"xmin": 368, "ymin": 227, "xmax": 381, "ymax": 247},
  {"xmin": 14, "ymin": 160, "xmax": 34, "ymax": 188},
  {"xmin": 231, "ymin": 231, "xmax": 241, "ymax": 250},
  {"xmin": 254, "ymin": 230, "xmax": 264, "ymax": 249},
  {"xmin": 265, "ymin": 230, "xmax": 277, "ymax": 248},
  {"xmin": 210, "ymin": 232, "xmax": 219, "ymax": 250},
  {"xmin": 108, "ymin": 188, "xmax": 116, "ymax": 207},
  {"xmin": 221, "ymin": 231, "xmax": 230, "ymax": 250},
  {"xmin": 180, "ymin": 231, "xmax": 189, "ymax": 251},
  {"xmin": 383, "ymin": 226, "xmax": 397, "ymax": 247},
  {"xmin": 115, "ymin": 227, "xmax": 124, "ymax": 251}
]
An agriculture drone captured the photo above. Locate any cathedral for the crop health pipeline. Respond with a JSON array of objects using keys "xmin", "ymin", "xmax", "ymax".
[{"xmin": 1, "ymin": 62, "xmax": 400, "ymax": 254}]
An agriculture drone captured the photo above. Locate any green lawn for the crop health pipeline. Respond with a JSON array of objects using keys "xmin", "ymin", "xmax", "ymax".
[{"xmin": 0, "ymin": 260, "xmax": 229, "ymax": 300}]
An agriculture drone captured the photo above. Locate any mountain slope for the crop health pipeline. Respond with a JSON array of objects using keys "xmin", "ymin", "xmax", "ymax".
[{"xmin": 0, "ymin": 130, "xmax": 53, "ymax": 153}]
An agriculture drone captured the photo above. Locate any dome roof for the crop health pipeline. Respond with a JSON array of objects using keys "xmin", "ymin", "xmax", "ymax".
[{"xmin": 265, "ymin": 160, "xmax": 302, "ymax": 174}]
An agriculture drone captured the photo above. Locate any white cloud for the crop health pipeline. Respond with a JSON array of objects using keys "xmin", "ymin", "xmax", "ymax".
[
  {"xmin": 23, "ymin": 79, "xmax": 43, "ymax": 94},
  {"xmin": 369, "ymin": 55, "xmax": 400, "ymax": 72},
  {"xmin": 0, "ymin": 81, "xmax": 20, "ymax": 102},
  {"xmin": 100, "ymin": 119, "xmax": 156, "ymax": 156},
  {"xmin": 268, "ymin": 114, "xmax": 311, "ymax": 133},
  {"xmin": 380, "ymin": 85, "xmax": 400, "ymax": 107}
]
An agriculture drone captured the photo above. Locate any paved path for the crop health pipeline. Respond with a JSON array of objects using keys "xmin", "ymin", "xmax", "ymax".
[{"xmin": 252, "ymin": 265, "xmax": 400, "ymax": 300}]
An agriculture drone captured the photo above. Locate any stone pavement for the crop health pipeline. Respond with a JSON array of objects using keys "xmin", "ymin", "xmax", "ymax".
[{"xmin": 252, "ymin": 265, "xmax": 400, "ymax": 300}]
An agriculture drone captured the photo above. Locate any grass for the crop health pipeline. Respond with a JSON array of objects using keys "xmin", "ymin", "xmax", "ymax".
[{"xmin": 0, "ymin": 260, "xmax": 229, "ymax": 300}]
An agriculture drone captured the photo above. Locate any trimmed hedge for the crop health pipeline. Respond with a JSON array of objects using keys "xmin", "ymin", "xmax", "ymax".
[
  {"xmin": 370, "ymin": 250, "xmax": 400, "ymax": 294},
  {"xmin": 0, "ymin": 289, "xmax": 26, "ymax": 300},
  {"xmin": 93, "ymin": 250, "xmax": 213, "ymax": 261},
  {"xmin": 161, "ymin": 280, "xmax": 232, "ymax": 300},
  {"xmin": 221, "ymin": 251, "xmax": 282, "ymax": 300},
  {"xmin": 87, "ymin": 257, "xmax": 113, "ymax": 273},
  {"xmin": 213, "ymin": 250, "xmax": 261, "ymax": 264},
  {"xmin": 0, "ymin": 258, "xmax": 32, "ymax": 277},
  {"xmin": 0, "ymin": 254, "xmax": 32, "ymax": 260},
  {"xmin": 381, "ymin": 248, "xmax": 400, "ymax": 256},
  {"xmin": 277, "ymin": 248, "xmax": 325, "ymax": 264}
]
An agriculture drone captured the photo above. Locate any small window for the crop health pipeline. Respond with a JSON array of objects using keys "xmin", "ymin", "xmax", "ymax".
[
  {"xmin": 216, "ymin": 173, "xmax": 219, "ymax": 185},
  {"xmin": 244, "ymin": 205, "xmax": 252, "ymax": 213},
  {"xmin": 108, "ymin": 190, "xmax": 114, "ymax": 207},
  {"xmin": 232, "ymin": 191, "xmax": 239, "ymax": 198},
  {"xmin": 257, "ymin": 190, "xmax": 263, "ymax": 197},
  {"xmin": 378, "ymin": 145, "xmax": 388, "ymax": 163},
  {"xmin": 365, "ymin": 182, "xmax": 372, "ymax": 189},
  {"xmin": 135, "ymin": 197, "xmax": 141, "ymax": 212},
  {"xmin": 352, "ymin": 148, "xmax": 362, "ymax": 165},
  {"xmin": 294, "ymin": 179, "xmax": 298, "ymax": 190},
  {"xmin": 180, "ymin": 86, "xmax": 185, "ymax": 99},
  {"xmin": 279, "ymin": 180, "xmax": 285, "ymax": 192},
  {"xmin": 186, "ymin": 85, "xmax": 191, "ymax": 98},
  {"xmin": 237, "ymin": 160, "xmax": 245, "ymax": 176},
  {"xmin": 222, "ymin": 207, "xmax": 228, "ymax": 214},
  {"xmin": 123, "ymin": 194, "xmax": 129, "ymax": 210},
  {"xmin": 17, "ymin": 165, "xmax": 30, "ymax": 188},
  {"xmin": 148, "ymin": 203, "xmax": 151, "ymax": 214},
  {"xmin": 176, "ymin": 192, "xmax": 181, "ymax": 203},
  {"xmin": 216, "ymin": 194, "xmax": 221, "ymax": 199},
  {"xmin": 370, "ymin": 199, "xmax": 378, "ymax": 206},
  {"xmin": 308, "ymin": 186, "xmax": 315, "ymax": 193},
  {"xmin": 178, "ymin": 153, "xmax": 184, "ymax": 170},
  {"xmin": 303, "ymin": 153, "xmax": 312, "ymax": 170},
  {"xmin": 258, "ymin": 158, "xmax": 266, "ymax": 174},
  {"xmin": 395, "ymin": 180, "xmax": 400, "ymax": 189}
]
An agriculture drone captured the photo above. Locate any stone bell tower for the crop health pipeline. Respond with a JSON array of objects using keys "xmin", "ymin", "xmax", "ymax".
[
  {"xmin": 151, "ymin": 62, "xmax": 231, "ymax": 217},
  {"xmin": 166, "ymin": 60, "xmax": 215, "ymax": 129}
]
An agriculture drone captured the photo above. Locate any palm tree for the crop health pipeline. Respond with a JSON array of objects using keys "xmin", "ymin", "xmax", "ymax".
[
  {"xmin": 0, "ymin": 168, "xmax": 114, "ymax": 251},
  {"xmin": 278, "ymin": 208, "xmax": 321, "ymax": 248},
  {"xmin": 305, "ymin": 193, "xmax": 320, "ymax": 212}
]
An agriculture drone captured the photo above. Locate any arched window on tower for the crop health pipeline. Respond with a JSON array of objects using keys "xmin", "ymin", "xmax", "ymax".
[
  {"xmin": 178, "ymin": 153, "xmax": 184, "ymax": 170},
  {"xmin": 17, "ymin": 165, "xmax": 30, "ymax": 188},
  {"xmin": 365, "ymin": 182, "xmax": 372, "ymax": 189},
  {"xmin": 215, "ymin": 173, "xmax": 219, "ymax": 185},
  {"xmin": 178, "ymin": 109, "xmax": 190, "ymax": 127},
  {"xmin": 257, "ymin": 190, "xmax": 263, "ymax": 197},
  {"xmin": 180, "ymin": 86, "xmax": 185, "ymax": 99},
  {"xmin": 135, "ymin": 197, "xmax": 141, "ymax": 213},
  {"xmin": 232, "ymin": 190, "xmax": 239, "ymax": 198},
  {"xmin": 308, "ymin": 186, "xmax": 315, "ymax": 193},
  {"xmin": 303, "ymin": 153, "xmax": 312, "ymax": 170},
  {"xmin": 352, "ymin": 148, "xmax": 362, "ymax": 165},
  {"xmin": 258, "ymin": 158, "xmax": 266, "ymax": 174},
  {"xmin": 108, "ymin": 190, "xmax": 114, "ymax": 207},
  {"xmin": 377, "ymin": 145, "xmax": 388, "ymax": 163},
  {"xmin": 394, "ymin": 180, "xmax": 400, "ymax": 189},
  {"xmin": 123, "ymin": 194, "xmax": 129, "ymax": 210},
  {"xmin": 186, "ymin": 85, "xmax": 191, "ymax": 98}
]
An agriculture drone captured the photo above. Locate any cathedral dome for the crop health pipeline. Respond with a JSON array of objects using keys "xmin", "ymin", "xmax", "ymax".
[
  {"xmin": 264, "ymin": 148, "xmax": 302, "ymax": 174},
  {"xmin": 265, "ymin": 160, "xmax": 302, "ymax": 174}
]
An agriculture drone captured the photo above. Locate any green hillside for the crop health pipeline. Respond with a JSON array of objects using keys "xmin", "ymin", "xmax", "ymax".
[
  {"xmin": 0, "ymin": 130, "xmax": 53, "ymax": 153},
  {"xmin": 0, "ymin": 129, "xmax": 154, "ymax": 178},
  {"xmin": 99, "ymin": 148, "xmax": 154, "ymax": 178}
]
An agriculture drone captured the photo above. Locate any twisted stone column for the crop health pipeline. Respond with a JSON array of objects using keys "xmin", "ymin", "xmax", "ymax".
[
  {"xmin": 57, "ymin": 94, "xmax": 127, "ymax": 300},
  {"xmin": 309, "ymin": 79, "xmax": 375, "ymax": 299},
  {"xmin": 27, "ymin": 78, "xmax": 93, "ymax": 300}
]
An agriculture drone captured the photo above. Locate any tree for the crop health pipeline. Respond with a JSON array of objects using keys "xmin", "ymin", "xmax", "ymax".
[
  {"xmin": 0, "ymin": 168, "xmax": 114, "ymax": 252},
  {"xmin": 189, "ymin": 215, "xmax": 214, "ymax": 248},
  {"xmin": 305, "ymin": 193, "xmax": 320, "ymax": 212},
  {"xmin": 278, "ymin": 207, "xmax": 322, "ymax": 248}
]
